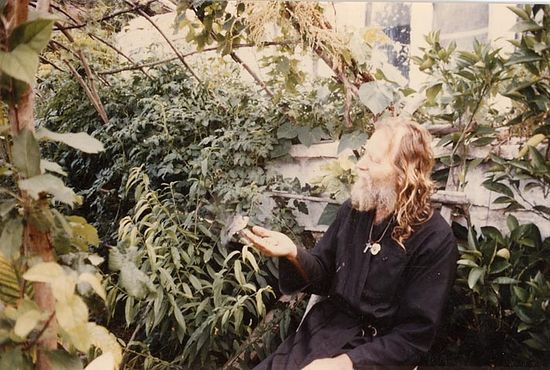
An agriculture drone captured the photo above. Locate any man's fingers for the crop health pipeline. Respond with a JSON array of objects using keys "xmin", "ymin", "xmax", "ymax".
[
  {"xmin": 252, "ymin": 225, "xmax": 273, "ymax": 237},
  {"xmin": 241, "ymin": 229, "xmax": 270, "ymax": 251}
]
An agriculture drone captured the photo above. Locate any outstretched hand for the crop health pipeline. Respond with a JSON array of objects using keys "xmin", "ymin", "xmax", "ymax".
[{"xmin": 241, "ymin": 226, "xmax": 297, "ymax": 259}]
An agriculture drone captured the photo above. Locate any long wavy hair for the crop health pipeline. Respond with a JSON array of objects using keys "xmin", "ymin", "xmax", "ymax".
[{"xmin": 376, "ymin": 117, "xmax": 436, "ymax": 248}]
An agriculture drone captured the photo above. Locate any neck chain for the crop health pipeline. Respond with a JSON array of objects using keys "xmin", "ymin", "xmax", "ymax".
[{"xmin": 363, "ymin": 212, "xmax": 394, "ymax": 255}]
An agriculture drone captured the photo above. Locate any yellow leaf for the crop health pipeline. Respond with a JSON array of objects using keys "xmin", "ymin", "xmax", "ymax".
[
  {"xmin": 517, "ymin": 133, "xmax": 546, "ymax": 158},
  {"xmin": 55, "ymin": 295, "xmax": 88, "ymax": 332},
  {"xmin": 23, "ymin": 262, "xmax": 64, "ymax": 283},
  {"xmin": 84, "ymin": 352, "xmax": 115, "ymax": 370},
  {"xmin": 51, "ymin": 275, "xmax": 76, "ymax": 303},
  {"xmin": 87, "ymin": 323, "xmax": 123, "ymax": 367},
  {"xmin": 78, "ymin": 273, "xmax": 106, "ymax": 301},
  {"xmin": 14, "ymin": 309, "xmax": 42, "ymax": 338}
]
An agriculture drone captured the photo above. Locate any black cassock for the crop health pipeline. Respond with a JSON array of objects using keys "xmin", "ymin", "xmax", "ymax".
[{"xmin": 254, "ymin": 199, "xmax": 458, "ymax": 370}]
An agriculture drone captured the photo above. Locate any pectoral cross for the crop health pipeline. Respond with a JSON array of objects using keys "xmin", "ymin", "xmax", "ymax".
[{"xmin": 363, "ymin": 242, "xmax": 381, "ymax": 255}]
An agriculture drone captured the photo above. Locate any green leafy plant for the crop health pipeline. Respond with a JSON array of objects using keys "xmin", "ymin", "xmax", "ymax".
[
  {"xmin": 106, "ymin": 168, "xmax": 275, "ymax": 369},
  {"xmin": 0, "ymin": 6, "xmax": 121, "ymax": 369},
  {"xmin": 445, "ymin": 217, "xmax": 549, "ymax": 365}
]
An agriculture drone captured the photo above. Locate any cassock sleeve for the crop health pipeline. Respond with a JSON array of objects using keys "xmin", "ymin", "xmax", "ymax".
[
  {"xmin": 278, "ymin": 200, "xmax": 349, "ymax": 296},
  {"xmin": 346, "ymin": 230, "xmax": 458, "ymax": 367}
]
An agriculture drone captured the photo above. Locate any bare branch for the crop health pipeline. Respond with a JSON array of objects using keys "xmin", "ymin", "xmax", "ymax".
[
  {"xmin": 230, "ymin": 52, "xmax": 274, "ymax": 98},
  {"xmin": 39, "ymin": 56, "xmax": 67, "ymax": 73},
  {"xmin": 124, "ymin": 0, "xmax": 202, "ymax": 84},
  {"xmin": 89, "ymin": 33, "xmax": 153, "ymax": 79},
  {"xmin": 64, "ymin": 60, "xmax": 109, "ymax": 124},
  {"xmin": 97, "ymin": 41, "xmax": 297, "ymax": 75},
  {"xmin": 52, "ymin": 0, "xmax": 160, "ymax": 31}
]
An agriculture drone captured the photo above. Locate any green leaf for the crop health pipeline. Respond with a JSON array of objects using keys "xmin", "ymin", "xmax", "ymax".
[
  {"xmin": 67, "ymin": 216, "xmax": 100, "ymax": 250},
  {"xmin": 233, "ymin": 260, "xmax": 245, "ymax": 286},
  {"xmin": 12, "ymin": 128, "xmax": 41, "ymax": 178},
  {"xmin": 492, "ymin": 277, "xmax": 519, "ymax": 284},
  {"xmin": 169, "ymin": 295, "xmax": 187, "ymax": 334},
  {"xmin": 510, "ymin": 19, "xmax": 543, "ymax": 33},
  {"xmin": 505, "ymin": 50, "xmax": 543, "ymax": 65},
  {"xmin": 481, "ymin": 226, "xmax": 504, "ymax": 245},
  {"xmin": 457, "ymin": 259, "xmax": 478, "ymax": 267},
  {"xmin": 467, "ymin": 227, "xmax": 478, "ymax": 251},
  {"xmin": 512, "ymin": 285, "xmax": 528, "ymax": 301},
  {"xmin": 14, "ymin": 309, "xmax": 42, "ymax": 338},
  {"xmin": 482, "ymin": 179, "xmax": 514, "ymax": 198},
  {"xmin": 23, "ymin": 261, "xmax": 64, "ymax": 283},
  {"xmin": 528, "ymin": 146, "xmax": 547, "ymax": 170},
  {"xmin": 0, "ymin": 217, "xmax": 23, "ymax": 260},
  {"xmin": 36, "ymin": 128, "xmax": 104, "ymax": 154},
  {"xmin": 297, "ymin": 126, "xmax": 323, "ymax": 147},
  {"xmin": 0, "ymin": 44, "xmax": 39, "ymax": 85},
  {"xmin": 19, "ymin": 174, "xmax": 77, "ymax": 206},
  {"xmin": 507, "ymin": 214, "xmax": 519, "ymax": 232},
  {"xmin": 358, "ymin": 81, "xmax": 393, "ymax": 115},
  {"xmin": 0, "ymin": 347, "xmax": 32, "ymax": 370},
  {"xmin": 270, "ymin": 139, "xmax": 292, "ymax": 158},
  {"xmin": 45, "ymin": 350, "xmax": 83, "ymax": 370},
  {"xmin": 426, "ymin": 83, "xmax": 442, "ymax": 104},
  {"xmin": 468, "ymin": 267, "xmax": 485, "ymax": 289},
  {"xmin": 9, "ymin": 17, "xmax": 55, "ymax": 52},
  {"xmin": 276, "ymin": 122, "xmax": 298, "ymax": 139},
  {"xmin": 507, "ymin": 6, "xmax": 530, "ymax": 20},
  {"xmin": 471, "ymin": 136, "xmax": 494, "ymax": 146},
  {"xmin": 337, "ymin": 131, "xmax": 369, "ymax": 154}
]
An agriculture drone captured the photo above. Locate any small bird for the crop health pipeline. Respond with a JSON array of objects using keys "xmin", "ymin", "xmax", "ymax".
[{"xmin": 220, "ymin": 214, "xmax": 250, "ymax": 247}]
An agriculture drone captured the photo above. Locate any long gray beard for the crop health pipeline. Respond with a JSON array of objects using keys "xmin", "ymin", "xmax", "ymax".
[{"xmin": 350, "ymin": 174, "xmax": 398, "ymax": 216}]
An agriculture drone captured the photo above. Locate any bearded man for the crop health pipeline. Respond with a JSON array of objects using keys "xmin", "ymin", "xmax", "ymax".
[{"xmin": 243, "ymin": 117, "xmax": 458, "ymax": 370}]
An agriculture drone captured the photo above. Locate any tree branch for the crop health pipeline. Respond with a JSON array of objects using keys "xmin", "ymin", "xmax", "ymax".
[
  {"xmin": 89, "ymin": 33, "xmax": 153, "ymax": 80},
  {"xmin": 64, "ymin": 60, "xmax": 109, "ymax": 124},
  {"xmin": 97, "ymin": 41, "xmax": 297, "ymax": 75},
  {"xmin": 52, "ymin": 0, "xmax": 160, "ymax": 31},
  {"xmin": 230, "ymin": 52, "xmax": 274, "ymax": 98},
  {"xmin": 124, "ymin": 0, "xmax": 202, "ymax": 84}
]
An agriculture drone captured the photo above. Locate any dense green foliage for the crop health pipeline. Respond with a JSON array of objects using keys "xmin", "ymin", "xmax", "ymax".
[
  {"xmin": 28, "ymin": 3, "xmax": 550, "ymax": 369},
  {"xmin": 410, "ymin": 5, "xmax": 550, "ymax": 366},
  {"xmin": 38, "ymin": 62, "xmax": 313, "ymax": 368}
]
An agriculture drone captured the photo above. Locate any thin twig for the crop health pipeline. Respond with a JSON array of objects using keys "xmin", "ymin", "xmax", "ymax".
[
  {"xmin": 230, "ymin": 52, "xmax": 274, "ymax": 97},
  {"xmin": 124, "ymin": 0, "xmax": 202, "ymax": 84},
  {"xmin": 89, "ymin": 33, "xmax": 153, "ymax": 79},
  {"xmin": 52, "ymin": 0, "xmax": 159, "ymax": 31},
  {"xmin": 23, "ymin": 311, "xmax": 56, "ymax": 350},
  {"xmin": 97, "ymin": 41, "xmax": 297, "ymax": 75},
  {"xmin": 77, "ymin": 50, "xmax": 109, "ymax": 123},
  {"xmin": 64, "ymin": 60, "xmax": 109, "ymax": 124},
  {"xmin": 39, "ymin": 56, "xmax": 66, "ymax": 73}
]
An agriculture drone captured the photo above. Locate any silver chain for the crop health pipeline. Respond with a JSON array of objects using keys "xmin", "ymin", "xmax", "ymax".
[{"xmin": 368, "ymin": 212, "xmax": 394, "ymax": 243}]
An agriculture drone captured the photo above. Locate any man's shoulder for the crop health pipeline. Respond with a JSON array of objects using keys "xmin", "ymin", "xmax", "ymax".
[{"xmin": 408, "ymin": 209, "xmax": 456, "ymax": 249}]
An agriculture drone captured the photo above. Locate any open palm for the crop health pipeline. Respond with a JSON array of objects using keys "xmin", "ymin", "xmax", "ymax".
[{"xmin": 241, "ymin": 226, "xmax": 297, "ymax": 258}]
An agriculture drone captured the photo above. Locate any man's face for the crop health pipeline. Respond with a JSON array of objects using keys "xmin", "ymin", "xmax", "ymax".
[{"xmin": 350, "ymin": 128, "xmax": 400, "ymax": 213}]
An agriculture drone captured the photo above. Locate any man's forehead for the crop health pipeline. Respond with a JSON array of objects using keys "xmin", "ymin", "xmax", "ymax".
[{"xmin": 367, "ymin": 127, "xmax": 401, "ymax": 156}]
